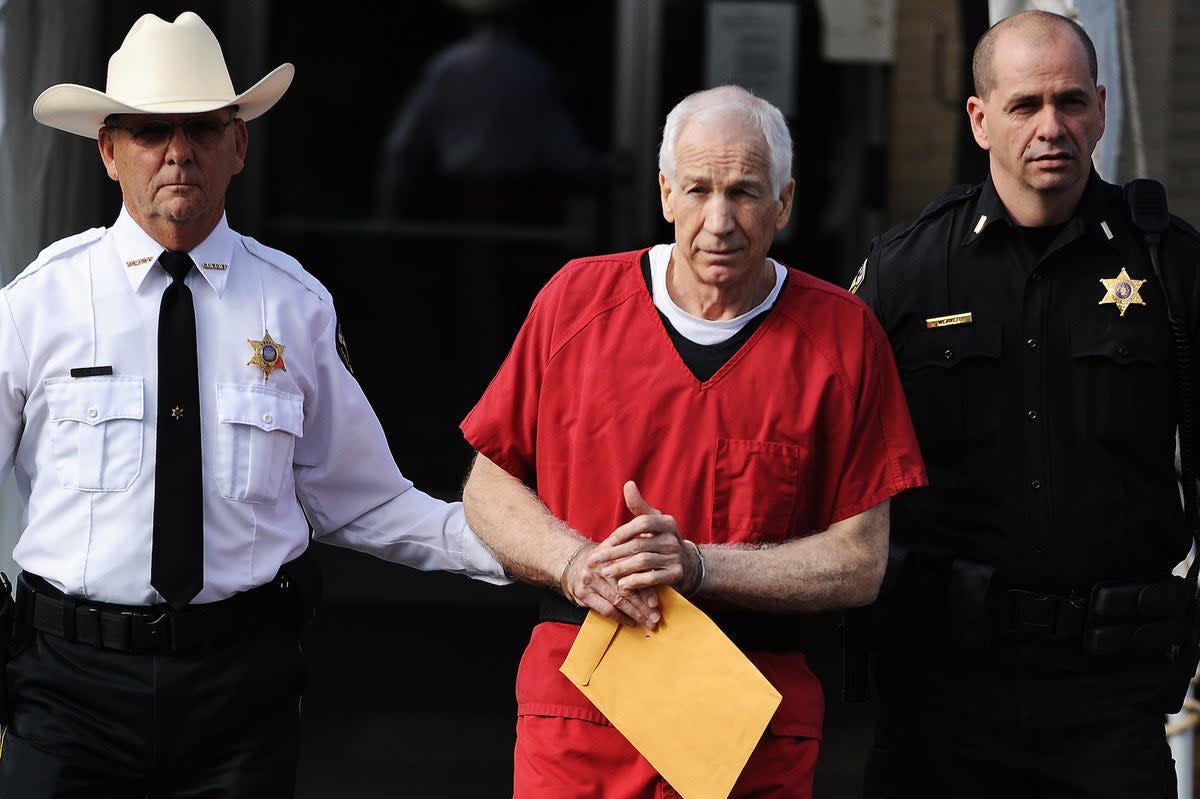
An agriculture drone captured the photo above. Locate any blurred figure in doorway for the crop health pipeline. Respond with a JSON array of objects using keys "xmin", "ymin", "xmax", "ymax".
[{"xmin": 373, "ymin": 0, "xmax": 603, "ymax": 223}]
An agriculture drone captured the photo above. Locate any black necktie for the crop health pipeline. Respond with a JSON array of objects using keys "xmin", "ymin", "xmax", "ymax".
[{"xmin": 152, "ymin": 251, "xmax": 204, "ymax": 609}]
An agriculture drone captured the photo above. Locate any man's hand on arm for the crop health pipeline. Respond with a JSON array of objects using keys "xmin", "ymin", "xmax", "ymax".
[
  {"xmin": 586, "ymin": 480, "xmax": 703, "ymax": 595},
  {"xmin": 461, "ymin": 455, "xmax": 667, "ymax": 629},
  {"xmin": 563, "ymin": 480, "xmax": 705, "ymax": 628}
]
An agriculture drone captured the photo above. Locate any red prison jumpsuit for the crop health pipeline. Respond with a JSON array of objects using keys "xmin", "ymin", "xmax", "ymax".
[{"xmin": 461, "ymin": 248, "xmax": 926, "ymax": 798}]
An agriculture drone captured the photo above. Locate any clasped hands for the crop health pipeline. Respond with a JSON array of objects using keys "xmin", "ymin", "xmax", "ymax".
[{"xmin": 559, "ymin": 480, "xmax": 704, "ymax": 630}]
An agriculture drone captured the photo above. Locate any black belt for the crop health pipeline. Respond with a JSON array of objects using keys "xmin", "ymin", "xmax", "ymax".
[
  {"xmin": 17, "ymin": 568, "xmax": 301, "ymax": 655},
  {"xmin": 885, "ymin": 547, "xmax": 1181, "ymax": 659},
  {"xmin": 537, "ymin": 590, "xmax": 835, "ymax": 654}
]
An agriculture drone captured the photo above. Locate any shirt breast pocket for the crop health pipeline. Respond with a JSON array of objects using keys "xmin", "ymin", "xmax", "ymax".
[
  {"xmin": 215, "ymin": 382, "xmax": 304, "ymax": 503},
  {"xmin": 43, "ymin": 376, "xmax": 145, "ymax": 491},
  {"xmin": 897, "ymin": 322, "xmax": 1004, "ymax": 449},
  {"xmin": 1069, "ymin": 325, "xmax": 1171, "ymax": 450}
]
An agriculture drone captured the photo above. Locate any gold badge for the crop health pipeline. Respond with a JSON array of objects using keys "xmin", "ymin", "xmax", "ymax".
[
  {"xmin": 1099, "ymin": 267, "xmax": 1146, "ymax": 317},
  {"xmin": 247, "ymin": 330, "xmax": 286, "ymax": 381}
]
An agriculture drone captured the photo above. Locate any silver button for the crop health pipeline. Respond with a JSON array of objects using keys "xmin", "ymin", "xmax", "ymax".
[
  {"xmin": 87, "ymin": 408, "xmax": 98, "ymax": 419},
  {"xmin": 263, "ymin": 413, "xmax": 273, "ymax": 425}
]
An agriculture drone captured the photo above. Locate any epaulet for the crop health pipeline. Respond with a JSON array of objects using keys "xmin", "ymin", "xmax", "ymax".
[
  {"xmin": 876, "ymin": 184, "xmax": 978, "ymax": 248},
  {"xmin": 14, "ymin": 227, "xmax": 106, "ymax": 282},
  {"xmin": 241, "ymin": 236, "xmax": 332, "ymax": 304},
  {"xmin": 1169, "ymin": 214, "xmax": 1200, "ymax": 241},
  {"xmin": 917, "ymin": 183, "xmax": 978, "ymax": 219}
]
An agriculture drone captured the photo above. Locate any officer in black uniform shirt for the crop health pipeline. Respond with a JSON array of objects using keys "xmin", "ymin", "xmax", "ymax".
[{"xmin": 851, "ymin": 10, "xmax": 1200, "ymax": 798}]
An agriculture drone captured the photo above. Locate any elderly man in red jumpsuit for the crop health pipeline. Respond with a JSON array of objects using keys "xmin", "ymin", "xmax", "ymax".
[{"xmin": 461, "ymin": 84, "xmax": 927, "ymax": 798}]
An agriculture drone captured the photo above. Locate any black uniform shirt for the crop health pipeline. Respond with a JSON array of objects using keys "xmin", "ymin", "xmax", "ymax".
[{"xmin": 854, "ymin": 171, "xmax": 1200, "ymax": 589}]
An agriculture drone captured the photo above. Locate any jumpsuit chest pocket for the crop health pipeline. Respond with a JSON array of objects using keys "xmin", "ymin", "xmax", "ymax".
[
  {"xmin": 711, "ymin": 438, "xmax": 807, "ymax": 541},
  {"xmin": 1068, "ymin": 325, "xmax": 1171, "ymax": 448},
  {"xmin": 896, "ymin": 321, "xmax": 1004, "ymax": 449},
  {"xmin": 43, "ymin": 376, "xmax": 144, "ymax": 492},
  {"xmin": 215, "ymin": 382, "xmax": 303, "ymax": 503}
]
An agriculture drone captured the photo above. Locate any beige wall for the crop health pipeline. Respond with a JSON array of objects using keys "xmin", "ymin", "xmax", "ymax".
[
  {"xmin": 888, "ymin": 0, "xmax": 965, "ymax": 225},
  {"xmin": 1166, "ymin": 0, "xmax": 1200, "ymax": 223},
  {"xmin": 1126, "ymin": 0, "xmax": 1172, "ymax": 180}
]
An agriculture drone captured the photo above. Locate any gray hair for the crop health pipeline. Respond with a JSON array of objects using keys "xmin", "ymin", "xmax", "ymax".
[{"xmin": 657, "ymin": 84, "xmax": 793, "ymax": 196}]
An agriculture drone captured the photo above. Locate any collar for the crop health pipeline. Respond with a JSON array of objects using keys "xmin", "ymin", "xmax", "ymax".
[
  {"xmin": 113, "ymin": 206, "xmax": 235, "ymax": 297},
  {"xmin": 960, "ymin": 170, "xmax": 1125, "ymax": 253}
]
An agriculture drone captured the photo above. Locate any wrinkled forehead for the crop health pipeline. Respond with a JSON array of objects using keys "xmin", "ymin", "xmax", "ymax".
[
  {"xmin": 678, "ymin": 108, "xmax": 764, "ymax": 153},
  {"xmin": 674, "ymin": 129, "xmax": 771, "ymax": 187}
]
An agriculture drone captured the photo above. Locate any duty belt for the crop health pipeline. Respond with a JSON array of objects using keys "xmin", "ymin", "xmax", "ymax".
[
  {"xmin": 992, "ymin": 581, "xmax": 1180, "ymax": 660},
  {"xmin": 17, "ymin": 569, "xmax": 299, "ymax": 655},
  {"xmin": 883, "ymin": 547, "xmax": 1183, "ymax": 660}
]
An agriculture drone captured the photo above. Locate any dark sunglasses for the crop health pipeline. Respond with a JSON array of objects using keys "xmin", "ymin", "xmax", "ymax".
[{"xmin": 105, "ymin": 117, "xmax": 238, "ymax": 148}]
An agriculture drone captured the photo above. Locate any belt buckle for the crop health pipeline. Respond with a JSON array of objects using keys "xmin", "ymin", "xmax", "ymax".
[
  {"xmin": 125, "ymin": 609, "xmax": 172, "ymax": 653},
  {"xmin": 1009, "ymin": 589, "xmax": 1085, "ymax": 641},
  {"xmin": 1058, "ymin": 591, "xmax": 1088, "ymax": 639},
  {"xmin": 73, "ymin": 603, "xmax": 103, "ymax": 646},
  {"xmin": 1010, "ymin": 589, "xmax": 1055, "ymax": 638}
]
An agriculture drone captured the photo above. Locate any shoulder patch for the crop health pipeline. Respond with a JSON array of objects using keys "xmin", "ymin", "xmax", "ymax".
[
  {"xmin": 335, "ymin": 321, "xmax": 353, "ymax": 374},
  {"xmin": 848, "ymin": 258, "xmax": 867, "ymax": 294}
]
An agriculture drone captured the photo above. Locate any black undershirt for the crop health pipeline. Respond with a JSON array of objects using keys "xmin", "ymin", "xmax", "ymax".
[{"xmin": 640, "ymin": 251, "xmax": 782, "ymax": 381}]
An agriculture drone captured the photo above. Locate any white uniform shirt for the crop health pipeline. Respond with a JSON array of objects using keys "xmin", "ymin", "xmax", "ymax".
[{"xmin": 0, "ymin": 207, "xmax": 508, "ymax": 605}]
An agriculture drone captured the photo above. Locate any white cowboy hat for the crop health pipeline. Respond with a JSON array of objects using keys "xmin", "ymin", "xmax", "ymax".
[{"xmin": 33, "ymin": 11, "xmax": 293, "ymax": 139}]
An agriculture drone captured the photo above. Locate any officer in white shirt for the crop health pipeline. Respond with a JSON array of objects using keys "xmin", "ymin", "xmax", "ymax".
[{"xmin": 0, "ymin": 11, "xmax": 509, "ymax": 796}]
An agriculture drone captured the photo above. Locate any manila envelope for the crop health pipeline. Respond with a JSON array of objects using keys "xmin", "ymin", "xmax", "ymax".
[{"xmin": 560, "ymin": 587, "xmax": 782, "ymax": 799}]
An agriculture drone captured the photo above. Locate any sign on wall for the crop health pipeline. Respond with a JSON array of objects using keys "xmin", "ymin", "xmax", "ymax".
[{"xmin": 705, "ymin": 2, "xmax": 798, "ymax": 116}]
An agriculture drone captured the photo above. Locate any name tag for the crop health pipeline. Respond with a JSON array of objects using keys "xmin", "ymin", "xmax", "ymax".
[
  {"xmin": 925, "ymin": 312, "xmax": 973, "ymax": 329},
  {"xmin": 70, "ymin": 366, "xmax": 114, "ymax": 378}
]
